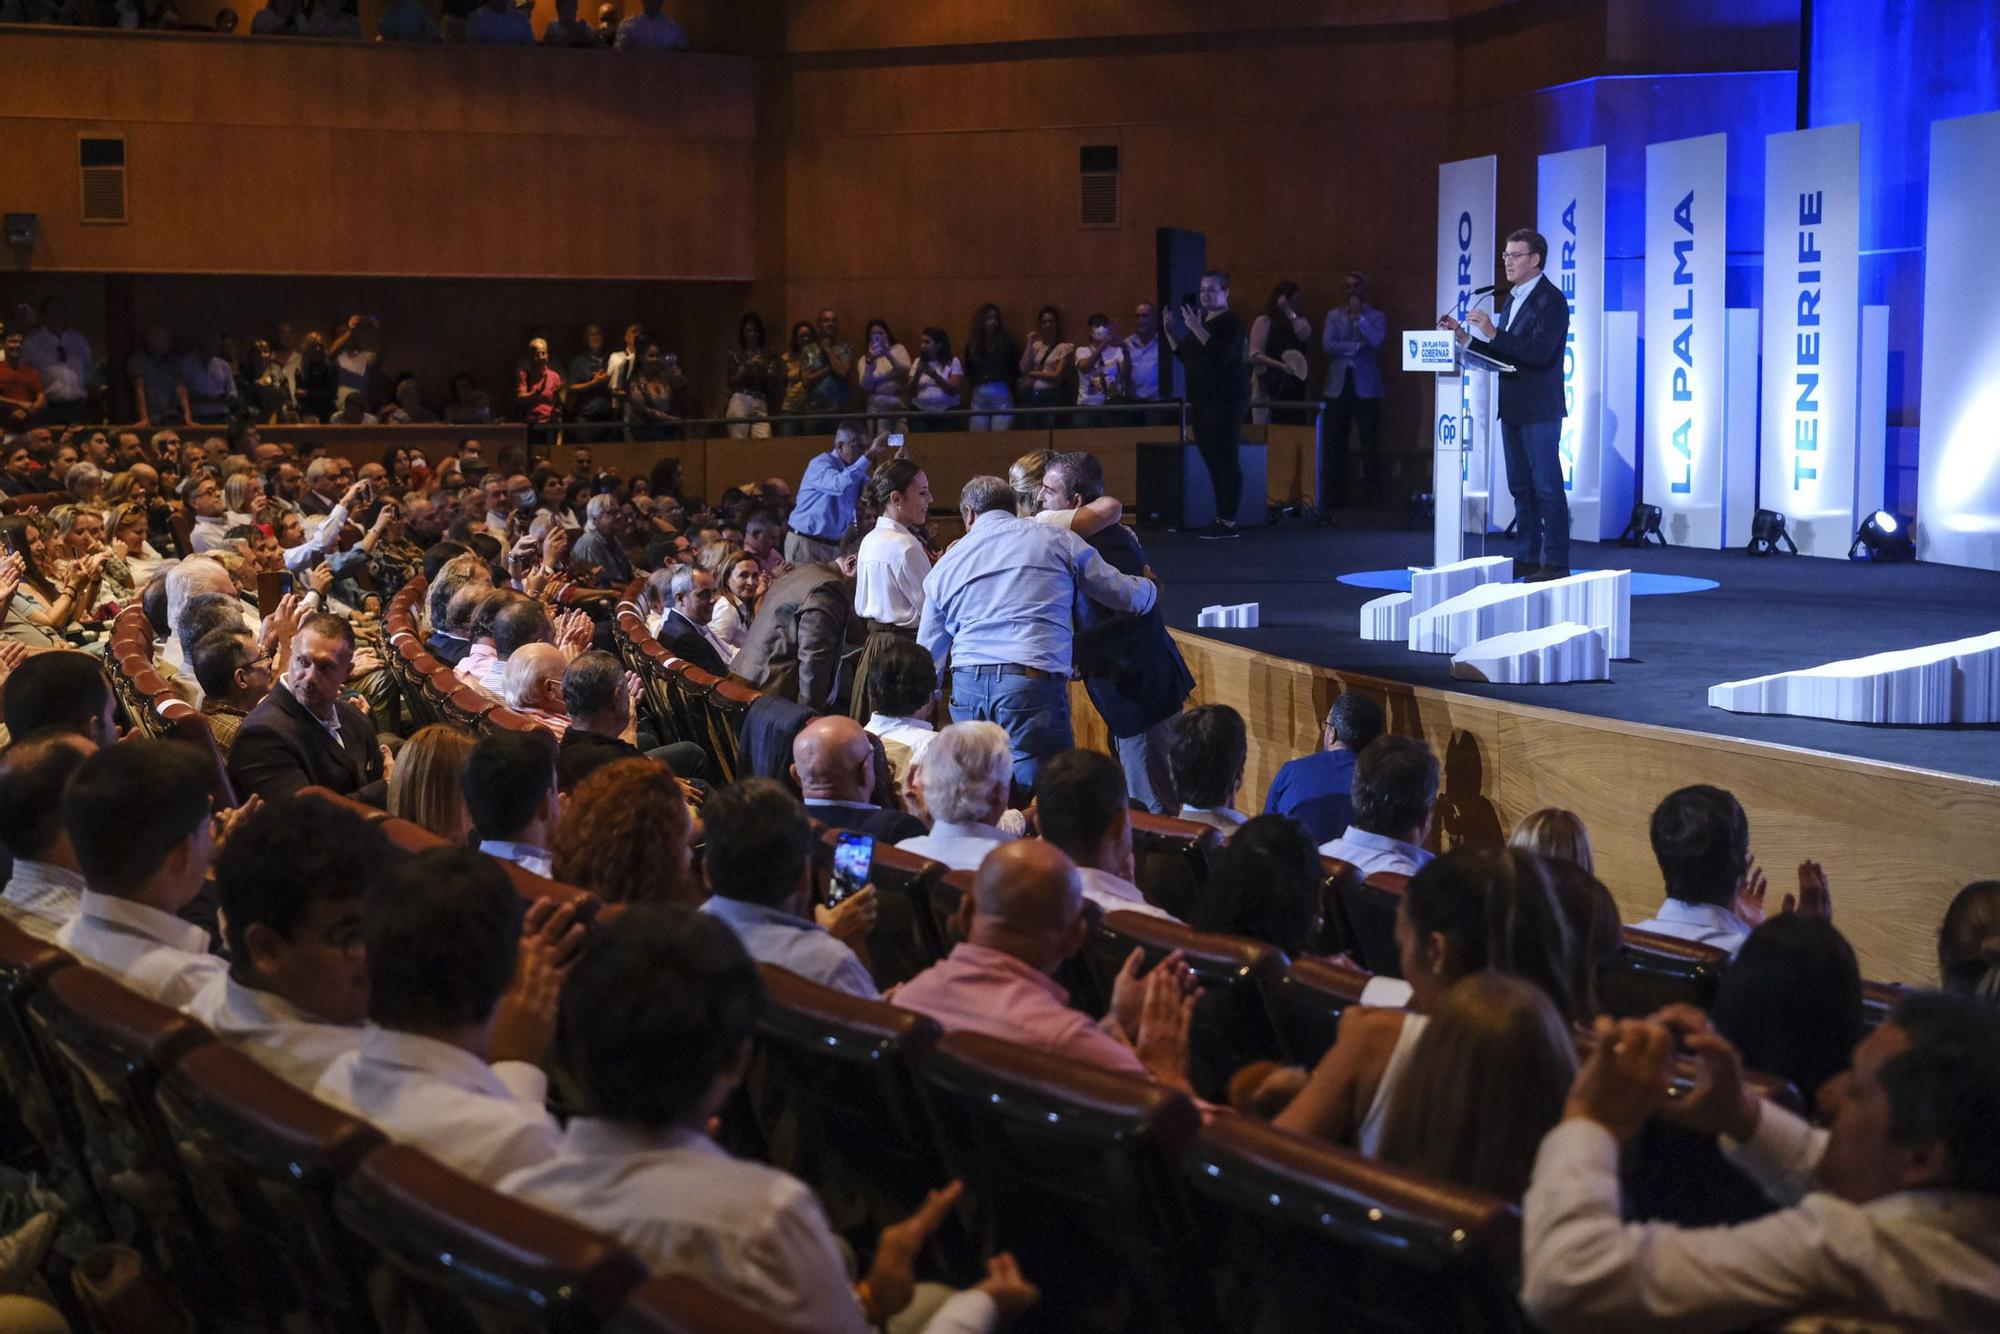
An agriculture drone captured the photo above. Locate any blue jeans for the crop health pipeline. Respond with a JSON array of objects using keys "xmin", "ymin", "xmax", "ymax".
[
  {"xmin": 949, "ymin": 668, "xmax": 1070, "ymax": 792},
  {"xmin": 1502, "ymin": 418, "xmax": 1569, "ymax": 569},
  {"xmin": 968, "ymin": 381, "xmax": 1013, "ymax": 432}
]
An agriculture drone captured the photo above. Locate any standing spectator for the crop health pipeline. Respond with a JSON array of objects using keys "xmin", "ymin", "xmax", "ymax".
[
  {"xmin": 1169, "ymin": 704, "xmax": 1249, "ymax": 834},
  {"xmin": 327, "ymin": 315, "xmax": 380, "ymax": 412},
  {"xmin": 251, "ymin": 0, "xmax": 298, "ymax": 33},
  {"xmin": 908, "ymin": 327, "xmax": 964, "ymax": 429},
  {"xmin": 238, "ymin": 339, "xmax": 297, "ymax": 423},
  {"xmin": 270, "ymin": 321, "xmax": 303, "ymax": 396},
  {"xmin": 1071, "ymin": 314, "xmax": 1126, "ymax": 419},
  {"xmin": 1165, "ymin": 271, "xmax": 1252, "ymax": 539},
  {"xmin": 180, "ymin": 334, "xmax": 239, "ymax": 426},
  {"xmin": 1124, "ymin": 301, "xmax": 1163, "ymax": 418},
  {"xmin": 128, "ymin": 326, "xmax": 190, "ymax": 427},
  {"xmin": 858, "ymin": 319, "xmax": 911, "ymax": 430},
  {"xmin": 1262, "ymin": 690, "xmax": 1385, "ymax": 846},
  {"xmin": 777, "ymin": 320, "xmax": 823, "ymax": 435},
  {"xmin": 785, "ymin": 421, "xmax": 887, "ymax": 566},
  {"xmin": 566, "ymin": 324, "xmax": 614, "ymax": 431},
  {"xmin": 515, "ymin": 338, "xmax": 565, "ymax": 430},
  {"xmin": 1318, "ymin": 735, "xmax": 1438, "ymax": 875},
  {"xmin": 614, "ymin": 0, "xmax": 688, "ymax": 50},
  {"xmin": 732, "ymin": 559, "xmax": 862, "ymax": 714},
  {"xmin": 964, "ymin": 304, "xmax": 1019, "ymax": 432},
  {"xmin": 377, "ymin": 0, "xmax": 439, "ymax": 39},
  {"xmin": 466, "ymin": 0, "xmax": 534, "ymax": 42},
  {"xmin": 295, "ymin": 332, "xmax": 340, "ymax": 422},
  {"xmin": 623, "ymin": 343, "xmax": 679, "ymax": 441},
  {"xmin": 541, "ymin": 0, "xmax": 596, "ymax": 44},
  {"xmin": 1015, "ymin": 305, "xmax": 1072, "ymax": 424},
  {"xmin": 0, "ymin": 333, "xmax": 45, "ymax": 432},
  {"xmin": 21, "ymin": 299, "xmax": 91, "ymax": 426},
  {"xmin": 605, "ymin": 322, "xmax": 644, "ymax": 409},
  {"xmin": 592, "ymin": 0, "xmax": 616, "ymax": 43},
  {"xmin": 804, "ymin": 308, "xmax": 855, "ymax": 426},
  {"xmin": 1248, "ymin": 281, "xmax": 1312, "ymax": 425},
  {"xmin": 723, "ymin": 312, "xmax": 778, "ymax": 439},
  {"xmin": 850, "ymin": 459, "xmax": 931, "ymax": 720},
  {"xmin": 920, "ymin": 475, "xmax": 1156, "ymax": 790},
  {"xmin": 1320, "ymin": 271, "xmax": 1388, "ymax": 509}
]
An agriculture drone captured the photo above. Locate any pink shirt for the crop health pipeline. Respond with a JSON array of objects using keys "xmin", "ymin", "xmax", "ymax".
[
  {"xmin": 517, "ymin": 366, "xmax": 564, "ymax": 425},
  {"xmin": 890, "ymin": 943, "xmax": 1148, "ymax": 1078}
]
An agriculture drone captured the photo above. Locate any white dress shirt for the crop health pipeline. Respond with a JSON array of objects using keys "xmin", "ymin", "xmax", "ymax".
[
  {"xmin": 1628, "ymin": 898, "xmax": 1752, "ymax": 956},
  {"xmin": 187, "ymin": 972, "xmax": 364, "ymax": 1091},
  {"xmin": 1077, "ymin": 866, "xmax": 1179, "ymax": 922},
  {"xmin": 54, "ymin": 889, "xmax": 226, "ymax": 1013},
  {"xmin": 189, "ymin": 513, "xmax": 231, "ymax": 554},
  {"xmin": 1317, "ymin": 827, "xmax": 1434, "ymax": 877},
  {"xmin": 478, "ymin": 840, "xmax": 554, "ymax": 879},
  {"xmin": 1471, "ymin": 270, "xmax": 1548, "ymax": 343},
  {"xmin": 896, "ymin": 820, "xmax": 1016, "ymax": 873},
  {"xmin": 282, "ymin": 499, "xmax": 352, "ymax": 572},
  {"xmin": 1522, "ymin": 1104, "xmax": 2000, "ymax": 1332},
  {"xmin": 1178, "ymin": 805, "xmax": 1248, "ymax": 836},
  {"xmin": 1123, "ymin": 334, "xmax": 1161, "ymax": 401},
  {"xmin": 313, "ymin": 1027, "xmax": 559, "ymax": 1187},
  {"xmin": 0, "ymin": 859, "xmax": 86, "ymax": 941},
  {"xmin": 864, "ymin": 713, "xmax": 935, "ymax": 797},
  {"xmin": 502, "ymin": 1119, "xmax": 998, "ymax": 1334},
  {"xmin": 708, "ymin": 596, "xmax": 751, "ymax": 654},
  {"xmin": 854, "ymin": 517, "xmax": 931, "ymax": 629},
  {"xmin": 22, "ymin": 327, "xmax": 93, "ymax": 404}
]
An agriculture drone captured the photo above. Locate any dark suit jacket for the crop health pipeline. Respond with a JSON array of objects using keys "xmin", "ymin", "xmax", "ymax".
[
  {"xmin": 1479, "ymin": 275, "xmax": 1569, "ymax": 425},
  {"xmin": 228, "ymin": 683, "xmax": 387, "ymax": 806},
  {"xmin": 426, "ymin": 630, "xmax": 472, "ymax": 667},
  {"xmin": 659, "ymin": 608, "xmax": 730, "ymax": 677},
  {"xmin": 730, "ymin": 563, "xmax": 861, "ymax": 712},
  {"xmin": 805, "ymin": 801, "xmax": 927, "ymax": 844},
  {"xmin": 1075, "ymin": 524, "xmax": 1195, "ymax": 737}
]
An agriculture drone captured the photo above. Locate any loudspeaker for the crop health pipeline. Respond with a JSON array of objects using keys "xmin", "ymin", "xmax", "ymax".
[
  {"xmin": 1155, "ymin": 227, "xmax": 1205, "ymax": 401},
  {"xmin": 1136, "ymin": 442, "xmax": 1268, "ymax": 529}
]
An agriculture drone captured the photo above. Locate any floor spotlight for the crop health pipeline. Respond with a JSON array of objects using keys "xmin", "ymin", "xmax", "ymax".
[
  {"xmin": 1617, "ymin": 503, "xmax": 1664, "ymax": 547},
  {"xmin": 1849, "ymin": 510, "xmax": 1916, "ymax": 562},
  {"xmin": 1746, "ymin": 509, "xmax": 1798, "ymax": 556}
]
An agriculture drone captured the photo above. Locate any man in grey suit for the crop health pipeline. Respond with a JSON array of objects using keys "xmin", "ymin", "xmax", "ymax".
[{"xmin": 730, "ymin": 559, "xmax": 863, "ymax": 713}]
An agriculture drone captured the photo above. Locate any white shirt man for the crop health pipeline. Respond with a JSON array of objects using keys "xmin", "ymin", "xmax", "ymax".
[
  {"xmin": 57, "ymin": 889, "xmax": 228, "ymax": 1012},
  {"xmin": 1124, "ymin": 309, "xmax": 1162, "ymax": 402},
  {"xmin": 1076, "ymin": 866, "xmax": 1177, "ymax": 922},
  {"xmin": 1317, "ymin": 826, "xmax": 1432, "ymax": 877},
  {"xmin": 896, "ymin": 820, "xmax": 1015, "ymax": 874},
  {"xmin": 1, "ymin": 859, "xmax": 85, "ymax": 943},
  {"xmin": 186, "ymin": 972, "xmax": 364, "ymax": 1092},
  {"xmin": 21, "ymin": 322, "xmax": 92, "ymax": 411},
  {"xmin": 1628, "ymin": 899, "xmax": 1752, "ymax": 955}
]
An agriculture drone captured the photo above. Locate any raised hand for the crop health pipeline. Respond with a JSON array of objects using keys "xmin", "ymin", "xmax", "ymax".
[
  {"xmin": 1652, "ymin": 1006, "xmax": 1761, "ymax": 1142},
  {"xmin": 1734, "ymin": 858, "xmax": 1769, "ymax": 927},
  {"xmin": 489, "ymin": 898, "xmax": 584, "ymax": 1066},
  {"xmin": 814, "ymin": 884, "xmax": 878, "ymax": 946},
  {"xmin": 1133, "ymin": 961, "xmax": 1199, "ymax": 1093},
  {"xmin": 974, "ymin": 1253, "xmax": 1040, "ymax": 1324},
  {"xmin": 866, "ymin": 1182, "xmax": 965, "ymax": 1320},
  {"xmin": 1782, "ymin": 860, "xmax": 1832, "ymax": 918},
  {"xmin": 555, "ymin": 609, "xmax": 594, "ymax": 661},
  {"xmin": 1565, "ymin": 1015, "xmax": 1673, "ymax": 1143}
]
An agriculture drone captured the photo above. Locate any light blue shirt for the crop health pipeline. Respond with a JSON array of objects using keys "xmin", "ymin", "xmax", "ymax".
[
  {"xmin": 479, "ymin": 839, "xmax": 553, "ymax": 879},
  {"xmin": 895, "ymin": 819, "xmax": 1017, "ymax": 873},
  {"xmin": 789, "ymin": 449, "xmax": 873, "ymax": 542},
  {"xmin": 700, "ymin": 896, "xmax": 877, "ymax": 999},
  {"xmin": 919, "ymin": 510, "xmax": 1157, "ymax": 676},
  {"xmin": 1629, "ymin": 898, "xmax": 1752, "ymax": 957},
  {"xmin": 1317, "ymin": 825, "xmax": 1433, "ymax": 878}
]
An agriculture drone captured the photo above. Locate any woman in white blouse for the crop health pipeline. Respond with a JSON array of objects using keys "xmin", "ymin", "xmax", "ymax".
[
  {"xmin": 850, "ymin": 458, "xmax": 932, "ymax": 720},
  {"xmin": 702, "ymin": 545, "xmax": 763, "ymax": 656}
]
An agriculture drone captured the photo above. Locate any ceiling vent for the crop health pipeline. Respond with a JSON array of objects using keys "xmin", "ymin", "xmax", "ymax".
[{"xmin": 80, "ymin": 136, "xmax": 127, "ymax": 224}]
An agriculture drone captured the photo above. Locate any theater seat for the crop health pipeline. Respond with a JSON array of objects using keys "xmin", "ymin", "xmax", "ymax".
[
  {"xmin": 482, "ymin": 704, "xmax": 548, "ymax": 735},
  {"xmin": 1181, "ymin": 1114, "xmax": 1525, "ymax": 1333},
  {"xmin": 334, "ymin": 1141, "xmax": 647, "ymax": 1332},
  {"xmin": 154, "ymin": 1042, "xmax": 384, "ymax": 1330},
  {"xmin": 1270, "ymin": 955, "xmax": 1375, "ymax": 1065},
  {"xmin": 0, "ymin": 922, "xmax": 109, "ymax": 1235},
  {"xmin": 704, "ymin": 678, "xmax": 760, "ymax": 783},
  {"xmin": 159, "ymin": 698, "xmax": 241, "ymax": 807},
  {"xmin": 1127, "ymin": 811, "xmax": 1223, "ymax": 920},
  {"xmin": 816, "ymin": 827, "xmax": 947, "ymax": 986},
  {"xmin": 748, "ymin": 966, "xmax": 968, "ymax": 1274},
  {"xmin": 1330, "ymin": 865, "xmax": 1409, "ymax": 976},
  {"xmin": 1597, "ymin": 927, "xmax": 1728, "ymax": 1018},
  {"xmin": 1081, "ymin": 911, "xmax": 1288, "ymax": 1102},
  {"xmin": 605, "ymin": 1272, "xmax": 794, "ymax": 1334},
  {"xmin": 917, "ymin": 1029, "xmax": 1214, "ymax": 1330}
]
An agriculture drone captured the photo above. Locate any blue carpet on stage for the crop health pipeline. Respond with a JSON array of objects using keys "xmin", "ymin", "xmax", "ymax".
[{"xmin": 1140, "ymin": 517, "xmax": 2000, "ymax": 781}]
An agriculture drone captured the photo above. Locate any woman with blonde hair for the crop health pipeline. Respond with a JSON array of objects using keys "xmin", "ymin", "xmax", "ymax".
[
  {"xmin": 387, "ymin": 723, "xmax": 477, "ymax": 844},
  {"xmin": 1508, "ymin": 806, "xmax": 1594, "ymax": 875},
  {"xmin": 549, "ymin": 757, "xmax": 697, "ymax": 908},
  {"xmin": 1006, "ymin": 448, "xmax": 1124, "ymax": 534}
]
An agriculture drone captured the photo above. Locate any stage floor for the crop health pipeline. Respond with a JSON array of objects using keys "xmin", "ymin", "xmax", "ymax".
[{"xmin": 1142, "ymin": 516, "xmax": 2000, "ymax": 783}]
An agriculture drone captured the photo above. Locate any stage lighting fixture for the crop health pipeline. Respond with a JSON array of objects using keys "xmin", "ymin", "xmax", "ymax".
[
  {"xmin": 1616, "ymin": 503, "xmax": 1664, "ymax": 547},
  {"xmin": 1848, "ymin": 510, "xmax": 1916, "ymax": 562},
  {"xmin": 1746, "ymin": 509, "xmax": 1797, "ymax": 556}
]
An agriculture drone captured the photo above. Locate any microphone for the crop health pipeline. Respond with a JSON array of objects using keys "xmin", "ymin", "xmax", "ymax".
[
  {"xmin": 1470, "ymin": 284, "xmax": 1498, "ymax": 297},
  {"xmin": 1437, "ymin": 286, "xmax": 1499, "ymax": 326}
]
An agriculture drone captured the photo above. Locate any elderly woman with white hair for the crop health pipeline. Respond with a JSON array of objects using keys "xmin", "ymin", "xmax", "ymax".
[
  {"xmin": 569, "ymin": 491, "xmax": 633, "ymax": 588},
  {"xmin": 892, "ymin": 721, "xmax": 1018, "ymax": 871}
]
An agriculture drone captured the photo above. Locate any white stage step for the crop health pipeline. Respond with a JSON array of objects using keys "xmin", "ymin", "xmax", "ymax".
[
  {"xmin": 1409, "ymin": 569, "xmax": 1632, "ymax": 659},
  {"xmin": 1708, "ymin": 630, "xmax": 2000, "ymax": 724},
  {"xmin": 1411, "ymin": 555, "xmax": 1512, "ymax": 615},
  {"xmin": 1451, "ymin": 622, "xmax": 1610, "ymax": 684},
  {"xmin": 1360, "ymin": 592, "xmax": 1413, "ymax": 642}
]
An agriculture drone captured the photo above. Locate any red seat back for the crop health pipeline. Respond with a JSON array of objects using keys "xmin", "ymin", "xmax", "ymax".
[
  {"xmin": 1331, "ymin": 866, "xmax": 1409, "ymax": 975},
  {"xmin": 1270, "ymin": 954, "xmax": 1375, "ymax": 1065},
  {"xmin": 1127, "ymin": 810, "xmax": 1222, "ymax": 920}
]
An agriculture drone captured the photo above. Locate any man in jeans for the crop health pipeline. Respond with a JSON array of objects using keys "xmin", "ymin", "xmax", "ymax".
[{"xmin": 920, "ymin": 475, "xmax": 1158, "ymax": 791}]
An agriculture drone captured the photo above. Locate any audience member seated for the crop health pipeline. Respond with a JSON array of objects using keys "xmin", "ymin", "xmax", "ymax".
[
  {"xmin": 229, "ymin": 612, "xmax": 390, "ymax": 805},
  {"xmin": 569, "ymin": 495, "xmax": 633, "ymax": 589},
  {"xmin": 1373, "ymin": 972, "xmax": 1577, "ymax": 1201},
  {"xmin": 1186, "ymin": 813, "xmax": 1323, "ymax": 955},
  {"xmin": 1521, "ymin": 994, "xmax": 2000, "ymax": 1330},
  {"xmin": 454, "ymin": 587, "xmax": 519, "ymax": 696},
  {"xmin": 549, "ymin": 758, "xmax": 696, "ymax": 908},
  {"xmin": 554, "ymin": 650, "xmax": 645, "ymax": 790},
  {"xmin": 163, "ymin": 554, "xmax": 244, "ymax": 684},
  {"xmin": 861, "ymin": 636, "xmax": 939, "ymax": 802},
  {"xmin": 653, "ymin": 565, "xmax": 731, "ymax": 675},
  {"xmin": 1316, "ymin": 734, "xmax": 1437, "ymax": 875},
  {"xmin": 386, "ymin": 722, "xmax": 476, "ymax": 844},
  {"xmin": 697, "ymin": 769, "xmax": 885, "ymax": 974},
  {"xmin": 315, "ymin": 848, "xmax": 577, "ymax": 1187},
  {"xmin": 1261, "ymin": 691, "xmax": 1384, "ymax": 846},
  {"xmin": 792, "ymin": 715, "xmax": 924, "ymax": 842},
  {"xmin": 892, "ymin": 840, "xmax": 1197, "ymax": 1092},
  {"xmin": 1169, "ymin": 704, "xmax": 1249, "ymax": 834},
  {"xmin": 500, "ymin": 907, "xmax": 1032, "ymax": 1333},
  {"xmin": 463, "ymin": 729, "xmax": 561, "ymax": 877},
  {"xmin": 894, "ymin": 722, "xmax": 1016, "ymax": 871},
  {"xmin": 190, "ymin": 796, "xmax": 387, "ymax": 1090},
  {"xmin": 1629, "ymin": 784, "xmax": 1799, "ymax": 956},
  {"xmin": 1710, "ymin": 914, "xmax": 1863, "ymax": 1108},
  {"xmin": 0, "ymin": 732, "xmax": 93, "ymax": 941},
  {"xmin": 0, "ymin": 648, "xmax": 117, "ymax": 749},
  {"xmin": 424, "ymin": 552, "xmax": 493, "ymax": 667},
  {"xmin": 189, "ymin": 625, "xmax": 272, "ymax": 751},
  {"xmin": 1034, "ymin": 748, "xmax": 1173, "ymax": 921},
  {"xmin": 1936, "ymin": 879, "xmax": 2000, "ymax": 1002},
  {"xmin": 1270, "ymin": 847, "xmax": 1578, "ymax": 1151},
  {"xmin": 1543, "ymin": 858, "xmax": 1623, "ymax": 1022},
  {"xmin": 55, "ymin": 740, "xmax": 227, "ymax": 1011},
  {"xmin": 501, "ymin": 642, "xmax": 571, "ymax": 737},
  {"xmin": 1509, "ymin": 806, "xmax": 1595, "ymax": 874}
]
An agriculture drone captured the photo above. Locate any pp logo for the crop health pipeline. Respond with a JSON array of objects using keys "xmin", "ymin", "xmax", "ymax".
[
  {"xmin": 1436, "ymin": 415, "xmax": 1457, "ymax": 444},
  {"xmin": 1407, "ymin": 338, "xmax": 1419, "ymax": 360}
]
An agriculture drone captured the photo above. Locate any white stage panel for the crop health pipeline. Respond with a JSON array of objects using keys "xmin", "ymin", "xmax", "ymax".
[
  {"xmin": 1437, "ymin": 156, "xmax": 1497, "ymax": 567},
  {"xmin": 1539, "ymin": 146, "xmax": 1607, "ymax": 546},
  {"xmin": 1644, "ymin": 133, "xmax": 1729, "ymax": 548},
  {"xmin": 1709, "ymin": 631, "xmax": 2000, "ymax": 725},
  {"xmin": 1452, "ymin": 623, "xmax": 1610, "ymax": 685},
  {"xmin": 1409, "ymin": 569, "xmax": 1631, "ymax": 660}
]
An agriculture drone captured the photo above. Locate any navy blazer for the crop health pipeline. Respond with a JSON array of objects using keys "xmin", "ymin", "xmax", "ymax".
[
  {"xmin": 1479, "ymin": 276, "xmax": 1569, "ymax": 426},
  {"xmin": 1075, "ymin": 524, "xmax": 1195, "ymax": 737}
]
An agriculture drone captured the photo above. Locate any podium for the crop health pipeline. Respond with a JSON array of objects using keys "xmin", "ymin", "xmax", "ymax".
[{"xmin": 1403, "ymin": 330, "xmax": 1513, "ymax": 567}]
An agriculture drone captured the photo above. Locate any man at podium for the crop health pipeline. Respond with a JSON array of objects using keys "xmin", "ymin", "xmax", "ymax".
[{"xmin": 1441, "ymin": 229, "xmax": 1572, "ymax": 581}]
